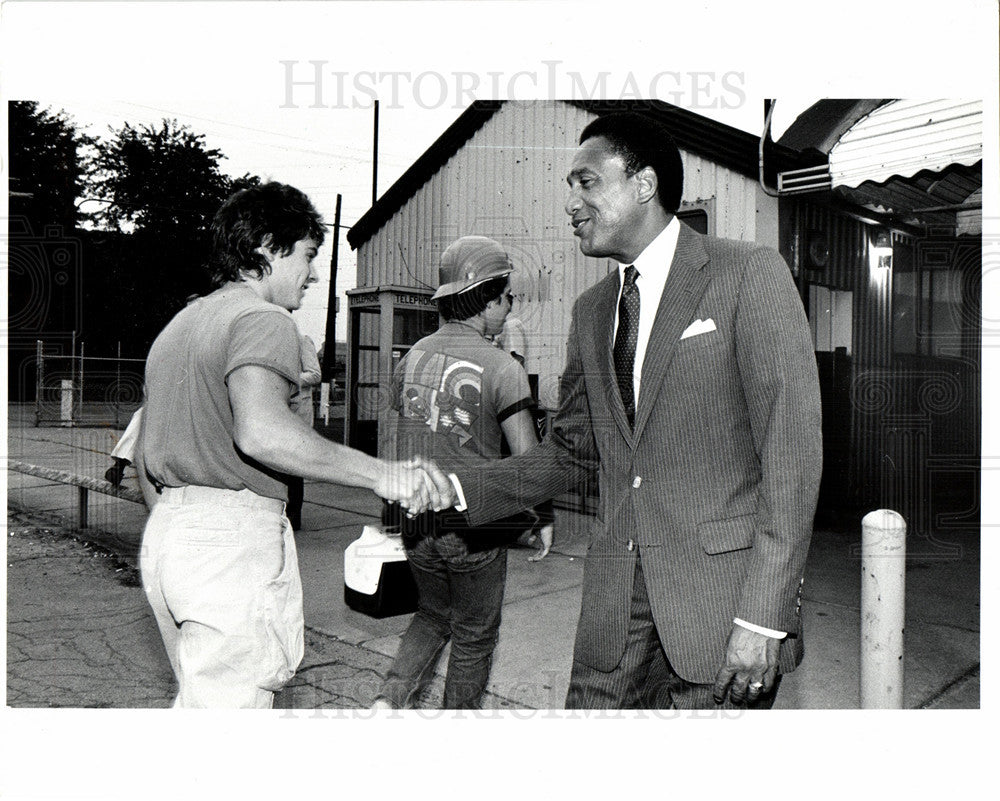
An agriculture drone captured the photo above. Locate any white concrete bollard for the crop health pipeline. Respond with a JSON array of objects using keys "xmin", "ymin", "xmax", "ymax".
[
  {"xmin": 60, "ymin": 379, "xmax": 74, "ymax": 425},
  {"xmin": 860, "ymin": 509, "xmax": 907, "ymax": 709}
]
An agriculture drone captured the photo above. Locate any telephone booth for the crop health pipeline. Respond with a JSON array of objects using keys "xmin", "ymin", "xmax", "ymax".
[{"xmin": 345, "ymin": 285, "xmax": 439, "ymax": 455}]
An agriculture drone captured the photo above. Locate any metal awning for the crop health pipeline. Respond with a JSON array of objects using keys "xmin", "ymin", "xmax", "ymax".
[
  {"xmin": 829, "ymin": 99, "xmax": 982, "ymax": 189},
  {"xmin": 773, "ymin": 99, "xmax": 983, "ymax": 232}
]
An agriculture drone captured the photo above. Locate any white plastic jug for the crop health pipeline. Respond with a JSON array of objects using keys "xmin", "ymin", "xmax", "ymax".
[{"xmin": 343, "ymin": 524, "xmax": 408, "ymax": 595}]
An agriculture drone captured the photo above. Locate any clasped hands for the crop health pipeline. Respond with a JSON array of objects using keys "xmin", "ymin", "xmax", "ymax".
[{"xmin": 374, "ymin": 456, "xmax": 457, "ymax": 517}]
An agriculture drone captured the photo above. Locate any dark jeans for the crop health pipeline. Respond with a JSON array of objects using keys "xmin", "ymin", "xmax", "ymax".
[
  {"xmin": 565, "ymin": 557, "xmax": 780, "ymax": 710},
  {"xmin": 379, "ymin": 533, "xmax": 507, "ymax": 709}
]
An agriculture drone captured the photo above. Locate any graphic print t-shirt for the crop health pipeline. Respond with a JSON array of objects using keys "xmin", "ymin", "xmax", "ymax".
[{"xmin": 391, "ymin": 322, "xmax": 534, "ymax": 467}]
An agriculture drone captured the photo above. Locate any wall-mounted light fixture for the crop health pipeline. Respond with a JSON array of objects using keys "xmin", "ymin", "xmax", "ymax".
[{"xmin": 870, "ymin": 228, "xmax": 893, "ymax": 271}]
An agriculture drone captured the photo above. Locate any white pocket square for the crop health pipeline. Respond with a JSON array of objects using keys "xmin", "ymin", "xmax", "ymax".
[{"xmin": 680, "ymin": 318, "xmax": 717, "ymax": 340}]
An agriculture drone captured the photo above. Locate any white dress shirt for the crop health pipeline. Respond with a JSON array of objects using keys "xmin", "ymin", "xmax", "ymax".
[{"xmin": 613, "ymin": 216, "xmax": 681, "ymax": 410}]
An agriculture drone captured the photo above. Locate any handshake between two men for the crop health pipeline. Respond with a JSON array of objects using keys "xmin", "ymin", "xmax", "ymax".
[{"xmin": 373, "ymin": 457, "xmax": 459, "ymax": 518}]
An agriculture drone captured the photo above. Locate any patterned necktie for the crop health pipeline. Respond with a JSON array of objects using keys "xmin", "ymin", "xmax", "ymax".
[{"xmin": 613, "ymin": 265, "xmax": 640, "ymax": 428}]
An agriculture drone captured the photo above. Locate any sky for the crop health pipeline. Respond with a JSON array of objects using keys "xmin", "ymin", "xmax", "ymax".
[{"xmin": 1, "ymin": 0, "xmax": 998, "ymax": 796}]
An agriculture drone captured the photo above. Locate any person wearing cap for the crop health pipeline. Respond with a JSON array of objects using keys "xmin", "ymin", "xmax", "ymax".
[
  {"xmin": 372, "ymin": 235, "xmax": 552, "ymax": 710},
  {"xmin": 487, "ymin": 300, "xmax": 555, "ymax": 559},
  {"xmin": 442, "ymin": 112, "xmax": 822, "ymax": 709}
]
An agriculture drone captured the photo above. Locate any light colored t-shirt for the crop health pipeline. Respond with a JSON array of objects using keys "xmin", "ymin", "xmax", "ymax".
[
  {"xmin": 290, "ymin": 333, "xmax": 321, "ymax": 425},
  {"xmin": 142, "ymin": 282, "xmax": 300, "ymax": 501},
  {"xmin": 495, "ymin": 316, "xmax": 528, "ymax": 364}
]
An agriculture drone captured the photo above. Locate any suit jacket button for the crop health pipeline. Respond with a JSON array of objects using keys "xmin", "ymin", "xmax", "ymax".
[
  {"xmin": 632, "ymin": 476, "xmax": 642, "ymax": 488},
  {"xmin": 627, "ymin": 539, "xmax": 635, "ymax": 551}
]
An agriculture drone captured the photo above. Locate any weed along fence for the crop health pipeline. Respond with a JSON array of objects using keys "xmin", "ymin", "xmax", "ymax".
[{"xmin": 32, "ymin": 339, "xmax": 145, "ymax": 428}]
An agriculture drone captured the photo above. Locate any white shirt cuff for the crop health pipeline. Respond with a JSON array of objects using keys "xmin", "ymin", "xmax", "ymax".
[
  {"xmin": 734, "ymin": 618, "xmax": 786, "ymax": 639},
  {"xmin": 448, "ymin": 474, "xmax": 468, "ymax": 511}
]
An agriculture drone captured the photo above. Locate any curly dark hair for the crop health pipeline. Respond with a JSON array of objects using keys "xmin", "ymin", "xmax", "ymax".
[
  {"xmin": 209, "ymin": 182, "xmax": 326, "ymax": 285},
  {"xmin": 579, "ymin": 112, "xmax": 684, "ymax": 213},
  {"xmin": 436, "ymin": 277, "xmax": 509, "ymax": 322}
]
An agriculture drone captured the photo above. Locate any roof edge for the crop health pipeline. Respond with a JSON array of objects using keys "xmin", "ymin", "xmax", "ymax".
[
  {"xmin": 347, "ymin": 101, "xmax": 503, "ymax": 250},
  {"xmin": 349, "ymin": 99, "xmax": 821, "ymax": 250},
  {"xmin": 563, "ymin": 99, "xmax": 813, "ymax": 174},
  {"xmin": 778, "ymin": 99, "xmax": 889, "ymax": 153}
]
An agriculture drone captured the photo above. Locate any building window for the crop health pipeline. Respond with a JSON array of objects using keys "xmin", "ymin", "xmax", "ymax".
[
  {"xmin": 392, "ymin": 308, "xmax": 438, "ymax": 349},
  {"xmin": 893, "ymin": 269, "xmax": 963, "ymax": 358},
  {"xmin": 677, "ymin": 208, "xmax": 709, "ymax": 235}
]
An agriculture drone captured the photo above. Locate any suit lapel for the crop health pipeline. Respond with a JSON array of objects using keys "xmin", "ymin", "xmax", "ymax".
[
  {"xmin": 580, "ymin": 270, "xmax": 633, "ymax": 440},
  {"xmin": 633, "ymin": 224, "xmax": 711, "ymax": 440}
]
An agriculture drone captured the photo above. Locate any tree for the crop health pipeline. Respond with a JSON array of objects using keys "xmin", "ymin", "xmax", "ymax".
[
  {"xmin": 7, "ymin": 102, "xmax": 95, "ymax": 400},
  {"xmin": 7, "ymin": 108, "xmax": 267, "ymax": 391},
  {"xmin": 83, "ymin": 119, "xmax": 261, "ymax": 354},
  {"xmin": 89, "ymin": 118, "xmax": 258, "ymax": 235},
  {"xmin": 8, "ymin": 101, "xmax": 92, "ymax": 232}
]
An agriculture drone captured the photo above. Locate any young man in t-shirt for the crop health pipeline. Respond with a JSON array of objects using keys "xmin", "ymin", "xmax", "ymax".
[
  {"xmin": 136, "ymin": 182, "xmax": 453, "ymax": 708},
  {"xmin": 373, "ymin": 236, "xmax": 552, "ymax": 709}
]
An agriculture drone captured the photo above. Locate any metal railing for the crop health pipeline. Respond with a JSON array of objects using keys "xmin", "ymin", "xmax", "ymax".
[{"xmin": 8, "ymin": 459, "xmax": 146, "ymax": 529}]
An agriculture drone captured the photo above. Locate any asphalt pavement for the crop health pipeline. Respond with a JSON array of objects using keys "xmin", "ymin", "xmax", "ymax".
[{"xmin": 5, "ymin": 414, "xmax": 981, "ymax": 710}]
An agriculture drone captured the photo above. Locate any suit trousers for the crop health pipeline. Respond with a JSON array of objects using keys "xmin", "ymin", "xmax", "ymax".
[{"xmin": 565, "ymin": 554, "xmax": 779, "ymax": 710}]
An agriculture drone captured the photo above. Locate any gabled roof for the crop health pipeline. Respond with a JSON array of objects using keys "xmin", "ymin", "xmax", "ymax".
[
  {"xmin": 347, "ymin": 101, "xmax": 503, "ymax": 249},
  {"xmin": 347, "ymin": 99, "xmax": 819, "ymax": 250}
]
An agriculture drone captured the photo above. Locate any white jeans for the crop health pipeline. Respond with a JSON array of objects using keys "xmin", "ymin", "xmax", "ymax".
[{"xmin": 140, "ymin": 486, "xmax": 304, "ymax": 708}]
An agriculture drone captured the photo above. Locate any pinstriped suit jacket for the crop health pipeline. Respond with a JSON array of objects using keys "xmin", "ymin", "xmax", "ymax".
[{"xmin": 455, "ymin": 222, "xmax": 823, "ymax": 683}]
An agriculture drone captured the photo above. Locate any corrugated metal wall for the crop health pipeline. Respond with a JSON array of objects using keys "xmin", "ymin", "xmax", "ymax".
[
  {"xmin": 682, "ymin": 151, "xmax": 771, "ymax": 242},
  {"xmin": 357, "ymin": 100, "xmax": 772, "ymax": 408},
  {"xmin": 791, "ymin": 198, "xmax": 979, "ymax": 529},
  {"xmin": 888, "ymin": 235, "xmax": 981, "ymax": 534},
  {"xmin": 795, "ymin": 201, "xmax": 883, "ymax": 503}
]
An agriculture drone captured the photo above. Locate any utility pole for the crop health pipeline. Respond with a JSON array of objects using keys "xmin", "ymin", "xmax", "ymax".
[
  {"xmin": 321, "ymin": 193, "xmax": 342, "ymax": 381},
  {"xmin": 372, "ymin": 99, "xmax": 379, "ymax": 206}
]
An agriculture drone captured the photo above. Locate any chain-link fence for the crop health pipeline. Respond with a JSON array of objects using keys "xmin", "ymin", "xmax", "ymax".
[{"xmin": 32, "ymin": 340, "xmax": 145, "ymax": 428}]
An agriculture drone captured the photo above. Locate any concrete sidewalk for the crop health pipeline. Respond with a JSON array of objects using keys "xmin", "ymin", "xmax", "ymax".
[{"xmin": 6, "ymin": 421, "xmax": 980, "ymax": 709}]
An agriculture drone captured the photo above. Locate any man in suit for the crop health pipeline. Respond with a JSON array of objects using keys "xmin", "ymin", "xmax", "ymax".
[{"xmin": 445, "ymin": 111, "xmax": 823, "ymax": 709}]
